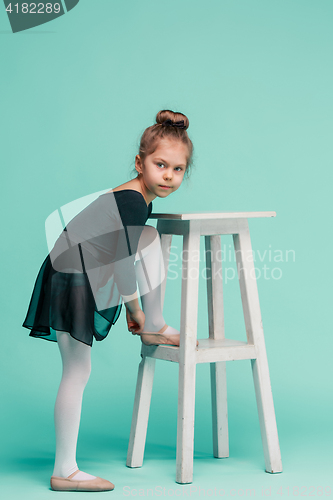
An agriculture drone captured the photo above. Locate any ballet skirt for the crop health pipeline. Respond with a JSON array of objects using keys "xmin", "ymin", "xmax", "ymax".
[{"xmin": 22, "ymin": 190, "xmax": 153, "ymax": 346}]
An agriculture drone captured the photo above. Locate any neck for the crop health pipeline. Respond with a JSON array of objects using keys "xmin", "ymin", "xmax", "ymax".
[{"xmin": 132, "ymin": 176, "xmax": 157, "ymax": 206}]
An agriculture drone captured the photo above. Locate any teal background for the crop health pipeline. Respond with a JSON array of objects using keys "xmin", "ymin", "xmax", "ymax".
[{"xmin": 1, "ymin": 0, "xmax": 332, "ymax": 497}]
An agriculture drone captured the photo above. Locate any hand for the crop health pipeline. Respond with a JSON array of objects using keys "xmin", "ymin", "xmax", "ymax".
[{"xmin": 126, "ymin": 307, "xmax": 145, "ymax": 335}]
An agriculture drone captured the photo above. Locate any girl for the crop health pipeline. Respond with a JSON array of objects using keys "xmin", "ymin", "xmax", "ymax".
[{"xmin": 22, "ymin": 110, "xmax": 194, "ymax": 492}]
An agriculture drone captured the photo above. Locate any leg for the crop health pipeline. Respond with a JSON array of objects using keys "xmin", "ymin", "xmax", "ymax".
[
  {"xmin": 52, "ymin": 330, "xmax": 94, "ymax": 479},
  {"xmin": 134, "ymin": 225, "xmax": 181, "ymax": 346},
  {"xmin": 126, "ymin": 228, "xmax": 173, "ymax": 469},
  {"xmin": 205, "ymin": 235, "xmax": 229, "ymax": 458},
  {"xmin": 233, "ymin": 225, "xmax": 282, "ymax": 473},
  {"xmin": 176, "ymin": 222, "xmax": 200, "ymax": 484},
  {"xmin": 126, "ymin": 355, "xmax": 156, "ymax": 468},
  {"xmin": 135, "ymin": 226, "xmax": 165, "ymax": 332}
]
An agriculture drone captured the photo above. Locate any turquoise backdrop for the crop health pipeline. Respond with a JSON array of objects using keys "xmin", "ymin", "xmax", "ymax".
[{"xmin": 1, "ymin": 0, "xmax": 332, "ymax": 498}]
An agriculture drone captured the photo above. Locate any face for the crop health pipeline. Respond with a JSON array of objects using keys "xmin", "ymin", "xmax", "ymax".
[{"xmin": 135, "ymin": 139, "xmax": 188, "ymax": 199}]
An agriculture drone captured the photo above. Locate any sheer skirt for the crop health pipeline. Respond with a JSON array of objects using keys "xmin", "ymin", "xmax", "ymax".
[{"xmin": 22, "ymin": 239, "xmax": 123, "ymax": 346}]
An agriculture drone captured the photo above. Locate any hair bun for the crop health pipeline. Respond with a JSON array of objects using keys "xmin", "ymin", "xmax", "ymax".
[{"xmin": 156, "ymin": 110, "xmax": 189, "ymax": 130}]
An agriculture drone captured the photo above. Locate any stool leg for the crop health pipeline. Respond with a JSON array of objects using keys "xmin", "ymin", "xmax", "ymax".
[
  {"xmin": 126, "ymin": 354, "xmax": 156, "ymax": 468},
  {"xmin": 176, "ymin": 222, "xmax": 200, "ymax": 484},
  {"xmin": 156, "ymin": 225, "xmax": 173, "ymax": 309},
  {"xmin": 233, "ymin": 225, "xmax": 283, "ymax": 473},
  {"xmin": 210, "ymin": 363, "xmax": 229, "ymax": 458},
  {"xmin": 205, "ymin": 235, "xmax": 229, "ymax": 458}
]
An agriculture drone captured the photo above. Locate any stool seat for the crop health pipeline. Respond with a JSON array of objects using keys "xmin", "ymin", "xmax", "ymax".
[
  {"xmin": 149, "ymin": 210, "xmax": 276, "ymax": 219},
  {"xmin": 126, "ymin": 211, "xmax": 282, "ymax": 484}
]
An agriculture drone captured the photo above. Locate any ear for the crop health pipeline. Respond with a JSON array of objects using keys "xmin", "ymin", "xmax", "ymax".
[{"xmin": 135, "ymin": 155, "xmax": 144, "ymax": 175}]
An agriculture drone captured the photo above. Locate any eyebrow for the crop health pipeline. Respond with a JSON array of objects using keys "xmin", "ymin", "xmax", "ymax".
[{"xmin": 155, "ymin": 157, "xmax": 186, "ymax": 168}]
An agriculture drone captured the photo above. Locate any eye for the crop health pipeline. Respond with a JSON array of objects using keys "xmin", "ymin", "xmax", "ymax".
[
  {"xmin": 175, "ymin": 167, "xmax": 183, "ymax": 172},
  {"xmin": 157, "ymin": 162, "xmax": 165, "ymax": 168}
]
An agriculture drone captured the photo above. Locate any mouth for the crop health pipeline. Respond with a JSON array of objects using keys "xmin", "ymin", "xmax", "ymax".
[{"xmin": 159, "ymin": 185, "xmax": 172, "ymax": 189}]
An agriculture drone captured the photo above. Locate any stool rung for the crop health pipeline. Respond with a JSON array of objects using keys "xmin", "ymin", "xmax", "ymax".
[
  {"xmin": 141, "ymin": 339, "xmax": 256, "ymax": 364},
  {"xmin": 196, "ymin": 339, "xmax": 256, "ymax": 363},
  {"xmin": 141, "ymin": 343, "xmax": 179, "ymax": 363}
]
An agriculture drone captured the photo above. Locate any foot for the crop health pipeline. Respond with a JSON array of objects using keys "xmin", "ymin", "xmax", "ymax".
[
  {"xmin": 67, "ymin": 470, "xmax": 96, "ymax": 481},
  {"xmin": 140, "ymin": 324, "xmax": 199, "ymax": 347},
  {"xmin": 51, "ymin": 469, "xmax": 96, "ymax": 481},
  {"xmin": 50, "ymin": 469, "xmax": 115, "ymax": 492}
]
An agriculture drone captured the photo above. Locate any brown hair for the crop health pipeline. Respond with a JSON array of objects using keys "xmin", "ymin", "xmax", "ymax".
[{"xmin": 133, "ymin": 109, "xmax": 194, "ymax": 180}]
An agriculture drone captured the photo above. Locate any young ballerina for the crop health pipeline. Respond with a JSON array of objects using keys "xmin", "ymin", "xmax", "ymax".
[{"xmin": 22, "ymin": 109, "xmax": 194, "ymax": 492}]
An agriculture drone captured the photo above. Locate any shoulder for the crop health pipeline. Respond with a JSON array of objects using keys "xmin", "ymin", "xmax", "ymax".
[{"xmin": 113, "ymin": 190, "xmax": 150, "ymax": 225}]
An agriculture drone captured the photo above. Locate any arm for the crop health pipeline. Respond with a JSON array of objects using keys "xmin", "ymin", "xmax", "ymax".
[
  {"xmin": 112, "ymin": 224, "xmax": 145, "ymax": 306},
  {"xmin": 111, "ymin": 195, "xmax": 149, "ymax": 318}
]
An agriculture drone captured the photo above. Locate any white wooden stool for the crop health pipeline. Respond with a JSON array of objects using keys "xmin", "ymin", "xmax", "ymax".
[{"xmin": 126, "ymin": 212, "xmax": 283, "ymax": 484}]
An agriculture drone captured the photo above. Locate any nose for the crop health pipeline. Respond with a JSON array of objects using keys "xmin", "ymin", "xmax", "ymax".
[{"xmin": 163, "ymin": 168, "xmax": 173, "ymax": 181}]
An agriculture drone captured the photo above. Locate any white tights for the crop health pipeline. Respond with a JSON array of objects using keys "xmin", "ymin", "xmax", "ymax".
[
  {"xmin": 52, "ymin": 226, "xmax": 176, "ymax": 478},
  {"xmin": 53, "ymin": 330, "xmax": 92, "ymax": 478}
]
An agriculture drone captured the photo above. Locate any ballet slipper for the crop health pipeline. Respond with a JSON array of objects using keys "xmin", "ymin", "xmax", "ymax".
[
  {"xmin": 140, "ymin": 324, "xmax": 175, "ymax": 346},
  {"xmin": 50, "ymin": 469, "xmax": 115, "ymax": 492},
  {"xmin": 140, "ymin": 325, "xmax": 199, "ymax": 347},
  {"xmin": 140, "ymin": 323, "xmax": 169, "ymax": 336}
]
